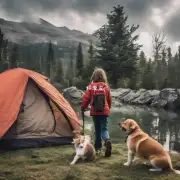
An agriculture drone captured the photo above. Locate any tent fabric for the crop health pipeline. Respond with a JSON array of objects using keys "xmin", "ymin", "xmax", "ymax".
[
  {"xmin": 28, "ymin": 70, "xmax": 80, "ymax": 131},
  {"xmin": 0, "ymin": 68, "xmax": 80, "ymax": 139},
  {"xmin": 0, "ymin": 70, "xmax": 28, "ymax": 137},
  {"xmin": 3, "ymin": 80, "xmax": 56, "ymax": 139},
  {"xmin": 50, "ymin": 101, "xmax": 73, "ymax": 136}
]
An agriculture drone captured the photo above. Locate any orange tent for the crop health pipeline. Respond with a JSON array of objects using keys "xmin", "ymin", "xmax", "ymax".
[{"xmin": 0, "ymin": 68, "xmax": 80, "ymax": 149}]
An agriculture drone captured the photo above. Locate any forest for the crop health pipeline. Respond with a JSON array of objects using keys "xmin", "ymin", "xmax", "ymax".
[{"xmin": 1, "ymin": 5, "xmax": 180, "ymax": 90}]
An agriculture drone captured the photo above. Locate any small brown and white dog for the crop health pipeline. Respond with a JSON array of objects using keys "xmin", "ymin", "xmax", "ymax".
[
  {"xmin": 119, "ymin": 119, "xmax": 180, "ymax": 174},
  {"xmin": 70, "ymin": 131, "xmax": 96, "ymax": 165}
]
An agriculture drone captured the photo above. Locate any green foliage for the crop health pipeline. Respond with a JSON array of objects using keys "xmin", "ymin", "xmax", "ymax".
[
  {"xmin": 175, "ymin": 46, "xmax": 180, "ymax": 88},
  {"xmin": 139, "ymin": 51, "xmax": 146, "ymax": 77},
  {"xmin": 9, "ymin": 44, "xmax": 21, "ymax": 69},
  {"xmin": 0, "ymin": 29, "xmax": 8, "ymax": 72},
  {"xmin": 88, "ymin": 40, "xmax": 94, "ymax": 62},
  {"xmin": 46, "ymin": 41, "xmax": 54, "ymax": 78},
  {"xmin": 54, "ymin": 59, "xmax": 64, "ymax": 83},
  {"xmin": 141, "ymin": 59, "xmax": 155, "ymax": 89},
  {"xmin": 82, "ymin": 40, "xmax": 96, "ymax": 85},
  {"xmin": 94, "ymin": 5, "xmax": 142, "ymax": 88},
  {"xmin": 0, "ymin": 28, "xmax": 4, "ymax": 62},
  {"xmin": 167, "ymin": 47, "xmax": 174, "ymax": 87},
  {"xmin": 73, "ymin": 76, "xmax": 86, "ymax": 89},
  {"xmin": 2, "ymin": 3, "xmax": 180, "ymax": 92},
  {"xmin": 76, "ymin": 42, "xmax": 84, "ymax": 77},
  {"xmin": 66, "ymin": 53, "xmax": 75, "ymax": 87},
  {"xmin": 138, "ymin": 51, "xmax": 147, "ymax": 88}
]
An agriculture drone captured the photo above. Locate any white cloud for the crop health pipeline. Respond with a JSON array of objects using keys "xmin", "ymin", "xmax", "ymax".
[
  {"xmin": 138, "ymin": 32, "xmax": 153, "ymax": 58},
  {"xmin": 150, "ymin": 8, "xmax": 164, "ymax": 27},
  {"xmin": 1, "ymin": 0, "xmax": 180, "ymax": 57}
]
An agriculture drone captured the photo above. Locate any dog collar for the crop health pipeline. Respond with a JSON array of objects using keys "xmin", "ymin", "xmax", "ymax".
[{"xmin": 125, "ymin": 126, "xmax": 139, "ymax": 143}]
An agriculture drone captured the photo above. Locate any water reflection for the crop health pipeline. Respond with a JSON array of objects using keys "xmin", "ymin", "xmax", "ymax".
[{"xmin": 73, "ymin": 105, "xmax": 180, "ymax": 153}]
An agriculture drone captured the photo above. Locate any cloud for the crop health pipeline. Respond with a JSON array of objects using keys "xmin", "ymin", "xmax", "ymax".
[
  {"xmin": 0, "ymin": 0, "xmax": 179, "ymax": 56},
  {"xmin": 0, "ymin": 0, "xmax": 173, "ymax": 33},
  {"xmin": 163, "ymin": 9, "xmax": 180, "ymax": 41},
  {"xmin": 0, "ymin": 0, "xmax": 171, "ymax": 19}
]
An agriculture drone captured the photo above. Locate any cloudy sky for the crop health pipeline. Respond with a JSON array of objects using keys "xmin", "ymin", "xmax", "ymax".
[{"xmin": 0, "ymin": 0, "xmax": 180, "ymax": 57}]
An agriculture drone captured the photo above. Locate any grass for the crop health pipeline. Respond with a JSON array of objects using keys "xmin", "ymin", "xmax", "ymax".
[{"xmin": 0, "ymin": 144, "xmax": 180, "ymax": 180}]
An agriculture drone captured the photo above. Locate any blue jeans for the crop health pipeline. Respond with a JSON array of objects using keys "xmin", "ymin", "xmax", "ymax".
[{"xmin": 93, "ymin": 115, "xmax": 110, "ymax": 150}]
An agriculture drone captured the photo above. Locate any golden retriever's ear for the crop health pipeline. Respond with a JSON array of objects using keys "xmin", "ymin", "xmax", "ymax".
[{"xmin": 130, "ymin": 124, "xmax": 136, "ymax": 130}]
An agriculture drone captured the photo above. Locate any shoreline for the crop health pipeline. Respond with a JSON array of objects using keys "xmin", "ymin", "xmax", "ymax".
[{"xmin": 63, "ymin": 87, "xmax": 180, "ymax": 111}]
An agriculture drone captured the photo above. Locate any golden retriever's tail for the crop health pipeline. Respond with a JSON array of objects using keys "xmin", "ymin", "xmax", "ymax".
[{"xmin": 172, "ymin": 169, "xmax": 180, "ymax": 175}]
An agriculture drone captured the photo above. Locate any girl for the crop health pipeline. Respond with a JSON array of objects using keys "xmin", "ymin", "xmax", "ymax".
[{"xmin": 81, "ymin": 68, "xmax": 112, "ymax": 157}]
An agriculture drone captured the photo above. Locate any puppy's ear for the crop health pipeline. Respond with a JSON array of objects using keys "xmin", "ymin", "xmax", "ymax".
[
  {"xmin": 72, "ymin": 130, "xmax": 81, "ymax": 138},
  {"xmin": 71, "ymin": 139, "xmax": 75, "ymax": 144}
]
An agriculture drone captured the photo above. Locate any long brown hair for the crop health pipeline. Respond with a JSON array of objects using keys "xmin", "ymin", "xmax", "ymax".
[{"xmin": 90, "ymin": 68, "xmax": 108, "ymax": 84}]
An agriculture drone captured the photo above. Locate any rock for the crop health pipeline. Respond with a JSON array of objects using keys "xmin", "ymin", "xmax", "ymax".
[
  {"xmin": 111, "ymin": 88, "xmax": 131, "ymax": 99},
  {"xmin": 62, "ymin": 86, "xmax": 180, "ymax": 110},
  {"xmin": 151, "ymin": 88, "xmax": 180, "ymax": 110},
  {"xmin": 131, "ymin": 90, "xmax": 160, "ymax": 105},
  {"xmin": 63, "ymin": 86, "xmax": 84, "ymax": 104},
  {"xmin": 111, "ymin": 88, "xmax": 130, "ymax": 107},
  {"xmin": 120, "ymin": 89, "xmax": 147, "ymax": 103},
  {"xmin": 111, "ymin": 100, "xmax": 123, "ymax": 107}
]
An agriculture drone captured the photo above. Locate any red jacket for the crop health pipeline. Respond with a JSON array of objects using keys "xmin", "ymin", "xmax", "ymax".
[{"xmin": 81, "ymin": 82, "xmax": 112, "ymax": 116}]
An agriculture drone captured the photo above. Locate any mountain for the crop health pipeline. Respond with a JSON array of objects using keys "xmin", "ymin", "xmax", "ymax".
[{"xmin": 0, "ymin": 18, "xmax": 93, "ymax": 46}]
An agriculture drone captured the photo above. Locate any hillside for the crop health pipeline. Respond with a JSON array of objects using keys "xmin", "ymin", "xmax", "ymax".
[{"xmin": 0, "ymin": 18, "xmax": 93, "ymax": 47}]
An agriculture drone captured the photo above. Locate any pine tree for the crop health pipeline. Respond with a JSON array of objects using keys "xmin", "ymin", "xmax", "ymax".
[
  {"xmin": 0, "ymin": 28, "xmax": 8, "ymax": 72},
  {"xmin": 39, "ymin": 55, "xmax": 43, "ymax": 73},
  {"xmin": 88, "ymin": 40, "xmax": 94, "ymax": 62},
  {"xmin": 167, "ymin": 47, "xmax": 174, "ymax": 87},
  {"xmin": 76, "ymin": 42, "xmax": 84, "ymax": 77},
  {"xmin": 175, "ymin": 46, "xmax": 180, "ymax": 88},
  {"xmin": 139, "ymin": 51, "xmax": 147, "ymax": 87},
  {"xmin": 160, "ymin": 49, "xmax": 168, "ymax": 89},
  {"xmin": 0, "ymin": 28, "xmax": 4, "ymax": 63},
  {"xmin": 94, "ymin": 5, "xmax": 141, "ymax": 88},
  {"xmin": 139, "ymin": 51, "xmax": 146, "ymax": 69},
  {"xmin": 83, "ymin": 40, "xmax": 96, "ymax": 83},
  {"xmin": 54, "ymin": 59, "xmax": 64, "ymax": 83},
  {"xmin": 141, "ymin": 59, "xmax": 155, "ymax": 89},
  {"xmin": 2, "ymin": 39, "xmax": 8, "ymax": 64},
  {"xmin": 67, "ymin": 53, "xmax": 75, "ymax": 87},
  {"xmin": 178, "ymin": 46, "xmax": 180, "ymax": 61},
  {"xmin": 9, "ymin": 44, "xmax": 20, "ymax": 69},
  {"xmin": 25, "ymin": 48, "xmax": 31, "ymax": 69},
  {"xmin": 173, "ymin": 53, "xmax": 179, "ymax": 87},
  {"xmin": 70, "ymin": 51, "xmax": 75, "ymax": 80},
  {"xmin": 46, "ymin": 41, "xmax": 54, "ymax": 78}
]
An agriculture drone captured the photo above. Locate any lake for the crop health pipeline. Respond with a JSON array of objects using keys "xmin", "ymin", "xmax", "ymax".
[{"xmin": 73, "ymin": 104, "xmax": 180, "ymax": 153}]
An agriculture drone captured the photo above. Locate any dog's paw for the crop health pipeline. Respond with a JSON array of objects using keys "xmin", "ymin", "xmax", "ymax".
[
  {"xmin": 123, "ymin": 162, "xmax": 130, "ymax": 166},
  {"xmin": 70, "ymin": 162, "xmax": 75, "ymax": 165}
]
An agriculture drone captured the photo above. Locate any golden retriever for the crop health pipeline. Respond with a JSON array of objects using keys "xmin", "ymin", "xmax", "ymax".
[{"xmin": 118, "ymin": 119, "xmax": 180, "ymax": 174}]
